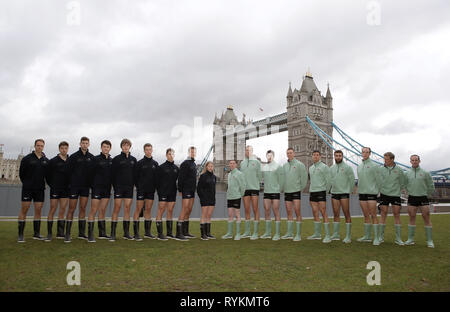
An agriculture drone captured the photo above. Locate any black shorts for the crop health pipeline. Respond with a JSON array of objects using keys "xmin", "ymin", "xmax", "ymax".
[
  {"xmin": 200, "ymin": 200, "xmax": 215, "ymax": 207},
  {"xmin": 159, "ymin": 193, "xmax": 176, "ymax": 202},
  {"xmin": 359, "ymin": 193, "xmax": 378, "ymax": 201},
  {"xmin": 50, "ymin": 188, "xmax": 69, "ymax": 199},
  {"xmin": 310, "ymin": 191, "xmax": 326, "ymax": 202},
  {"xmin": 114, "ymin": 186, "xmax": 134, "ymax": 199},
  {"xmin": 69, "ymin": 186, "xmax": 90, "ymax": 199},
  {"xmin": 331, "ymin": 193, "xmax": 349, "ymax": 200},
  {"xmin": 244, "ymin": 189, "xmax": 259, "ymax": 197},
  {"xmin": 285, "ymin": 191, "xmax": 301, "ymax": 201},
  {"xmin": 408, "ymin": 195, "xmax": 429, "ymax": 207},
  {"xmin": 264, "ymin": 193, "xmax": 280, "ymax": 200},
  {"xmin": 182, "ymin": 192, "xmax": 195, "ymax": 199},
  {"xmin": 379, "ymin": 193, "xmax": 401, "ymax": 206},
  {"xmin": 91, "ymin": 187, "xmax": 111, "ymax": 200},
  {"xmin": 136, "ymin": 190, "xmax": 155, "ymax": 200},
  {"xmin": 227, "ymin": 198, "xmax": 241, "ymax": 209},
  {"xmin": 21, "ymin": 189, "xmax": 45, "ymax": 202}
]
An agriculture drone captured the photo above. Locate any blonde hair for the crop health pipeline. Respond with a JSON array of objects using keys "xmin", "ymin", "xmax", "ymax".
[{"xmin": 202, "ymin": 161, "xmax": 214, "ymax": 174}]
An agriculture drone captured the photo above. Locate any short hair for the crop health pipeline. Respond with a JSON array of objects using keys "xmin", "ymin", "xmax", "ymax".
[
  {"xmin": 143, "ymin": 143, "xmax": 153, "ymax": 150},
  {"xmin": 80, "ymin": 136, "xmax": 89, "ymax": 143},
  {"xmin": 101, "ymin": 140, "xmax": 112, "ymax": 147},
  {"xmin": 166, "ymin": 148, "xmax": 174, "ymax": 155},
  {"xmin": 312, "ymin": 150, "xmax": 321, "ymax": 155},
  {"xmin": 410, "ymin": 154, "xmax": 420, "ymax": 161},
  {"xmin": 229, "ymin": 159, "xmax": 237, "ymax": 164},
  {"xmin": 120, "ymin": 138, "xmax": 132, "ymax": 148},
  {"xmin": 34, "ymin": 139, "xmax": 45, "ymax": 146},
  {"xmin": 334, "ymin": 149, "xmax": 343, "ymax": 155},
  {"xmin": 362, "ymin": 146, "xmax": 371, "ymax": 153},
  {"xmin": 58, "ymin": 141, "xmax": 69, "ymax": 148},
  {"xmin": 384, "ymin": 152, "xmax": 395, "ymax": 160},
  {"xmin": 266, "ymin": 149, "xmax": 275, "ymax": 157},
  {"xmin": 287, "ymin": 147, "xmax": 294, "ymax": 152},
  {"xmin": 188, "ymin": 146, "xmax": 196, "ymax": 152}
]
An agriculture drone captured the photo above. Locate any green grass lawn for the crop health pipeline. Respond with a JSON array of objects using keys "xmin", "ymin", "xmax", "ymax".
[{"xmin": 1, "ymin": 215, "xmax": 449, "ymax": 292}]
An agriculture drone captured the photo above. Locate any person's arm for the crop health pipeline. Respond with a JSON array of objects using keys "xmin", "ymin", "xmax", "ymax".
[
  {"xmin": 45, "ymin": 158, "xmax": 53, "ymax": 187},
  {"xmin": 324, "ymin": 165, "xmax": 332, "ymax": 192},
  {"xmin": 299, "ymin": 164, "xmax": 308, "ymax": 192},
  {"xmin": 111, "ymin": 157, "xmax": 118, "ymax": 188},
  {"xmin": 197, "ymin": 174, "xmax": 205, "ymax": 199},
  {"xmin": 426, "ymin": 172, "xmax": 435, "ymax": 197},
  {"xmin": 347, "ymin": 166, "xmax": 355, "ymax": 194},
  {"xmin": 257, "ymin": 161, "xmax": 262, "ymax": 184},
  {"xmin": 277, "ymin": 165, "xmax": 285, "ymax": 193},
  {"xmin": 19, "ymin": 156, "xmax": 27, "ymax": 183},
  {"xmin": 239, "ymin": 173, "xmax": 247, "ymax": 197},
  {"xmin": 178, "ymin": 162, "xmax": 186, "ymax": 193}
]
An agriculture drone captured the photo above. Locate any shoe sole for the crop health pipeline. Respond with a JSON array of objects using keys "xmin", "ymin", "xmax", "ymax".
[
  {"xmin": 17, "ymin": 240, "xmax": 25, "ymax": 243},
  {"xmin": 206, "ymin": 237, "xmax": 216, "ymax": 240},
  {"xmin": 201, "ymin": 238, "xmax": 209, "ymax": 241},
  {"xmin": 331, "ymin": 238, "xmax": 340, "ymax": 241},
  {"xmin": 123, "ymin": 237, "xmax": 135, "ymax": 240},
  {"xmin": 56, "ymin": 237, "xmax": 65, "ymax": 240},
  {"xmin": 32, "ymin": 237, "xmax": 44, "ymax": 240},
  {"xmin": 307, "ymin": 237, "xmax": 322, "ymax": 240},
  {"xmin": 174, "ymin": 238, "xmax": 188, "ymax": 241},
  {"xmin": 64, "ymin": 241, "xmax": 71, "ymax": 243},
  {"xmin": 88, "ymin": 241, "xmax": 96, "ymax": 243},
  {"xmin": 77, "ymin": 237, "xmax": 88, "ymax": 240},
  {"xmin": 293, "ymin": 239, "xmax": 301, "ymax": 242},
  {"xmin": 221, "ymin": 237, "xmax": 233, "ymax": 239},
  {"xmin": 405, "ymin": 242, "xmax": 415, "ymax": 245},
  {"xmin": 144, "ymin": 236, "xmax": 156, "ymax": 239},
  {"xmin": 281, "ymin": 237, "xmax": 294, "ymax": 240},
  {"xmin": 157, "ymin": 238, "xmax": 168, "ymax": 241}
]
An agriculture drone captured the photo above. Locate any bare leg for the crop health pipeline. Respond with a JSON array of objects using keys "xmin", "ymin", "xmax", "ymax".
[{"xmin": 251, "ymin": 195, "xmax": 259, "ymax": 220}]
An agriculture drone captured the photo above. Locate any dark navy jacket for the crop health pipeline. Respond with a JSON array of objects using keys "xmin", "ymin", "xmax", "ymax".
[
  {"xmin": 91, "ymin": 153, "xmax": 113, "ymax": 189},
  {"xmin": 197, "ymin": 171, "xmax": 217, "ymax": 204},
  {"xmin": 177, "ymin": 157, "xmax": 197, "ymax": 193},
  {"xmin": 112, "ymin": 152, "xmax": 137, "ymax": 189},
  {"xmin": 19, "ymin": 151, "xmax": 49, "ymax": 190},
  {"xmin": 157, "ymin": 160, "xmax": 179, "ymax": 197},
  {"xmin": 135, "ymin": 156, "xmax": 159, "ymax": 192},
  {"xmin": 67, "ymin": 148, "xmax": 94, "ymax": 188},
  {"xmin": 46, "ymin": 154, "xmax": 69, "ymax": 190}
]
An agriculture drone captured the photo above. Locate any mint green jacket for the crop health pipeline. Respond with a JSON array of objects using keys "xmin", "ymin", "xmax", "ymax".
[
  {"xmin": 262, "ymin": 161, "xmax": 285, "ymax": 193},
  {"xmin": 227, "ymin": 168, "xmax": 246, "ymax": 200},
  {"xmin": 239, "ymin": 157, "xmax": 262, "ymax": 191},
  {"xmin": 405, "ymin": 166, "xmax": 435, "ymax": 197},
  {"xmin": 378, "ymin": 164, "xmax": 407, "ymax": 197},
  {"xmin": 357, "ymin": 158, "xmax": 380, "ymax": 195},
  {"xmin": 283, "ymin": 158, "xmax": 308, "ymax": 193},
  {"xmin": 309, "ymin": 161, "xmax": 331, "ymax": 192},
  {"xmin": 330, "ymin": 161, "xmax": 355, "ymax": 194}
]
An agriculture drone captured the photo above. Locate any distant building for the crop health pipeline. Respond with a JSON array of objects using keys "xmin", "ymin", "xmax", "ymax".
[{"xmin": 0, "ymin": 147, "xmax": 23, "ymax": 184}]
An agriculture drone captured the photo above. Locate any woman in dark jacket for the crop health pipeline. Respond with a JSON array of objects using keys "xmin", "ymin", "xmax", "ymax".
[{"xmin": 197, "ymin": 161, "xmax": 217, "ymax": 240}]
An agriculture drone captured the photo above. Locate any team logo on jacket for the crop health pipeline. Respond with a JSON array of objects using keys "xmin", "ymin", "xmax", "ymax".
[
  {"xmin": 394, "ymin": 170, "xmax": 398, "ymax": 173},
  {"xmin": 341, "ymin": 169, "xmax": 344, "ymax": 172},
  {"xmin": 174, "ymin": 169, "xmax": 177, "ymax": 173},
  {"xmin": 131, "ymin": 161, "xmax": 135, "ymax": 165},
  {"xmin": 87, "ymin": 158, "xmax": 91, "ymax": 161},
  {"xmin": 152, "ymin": 165, "xmax": 156, "ymax": 169}
]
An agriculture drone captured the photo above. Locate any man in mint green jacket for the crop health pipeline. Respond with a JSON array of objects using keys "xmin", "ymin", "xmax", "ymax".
[
  {"xmin": 307, "ymin": 150, "xmax": 332, "ymax": 243},
  {"xmin": 239, "ymin": 145, "xmax": 262, "ymax": 240},
  {"xmin": 330, "ymin": 150, "xmax": 355, "ymax": 244},
  {"xmin": 281, "ymin": 147, "xmax": 308, "ymax": 241},
  {"xmin": 378, "ymin": 152, "xmax": 407, "ymax": 246},
  {"xmin": 222, "ymin": 160, "xmax": 247, "ymax": 240},
  {"xmin": 404, "ymin": 154, "xmax": 435, "ymax": 248},
  {"xmin": 259, "ymin": 150, "xmax": 285, "ymax": 241},
  {"xmin": 356, "ymin": 147, "xmax": 381, "ymax": 245}
]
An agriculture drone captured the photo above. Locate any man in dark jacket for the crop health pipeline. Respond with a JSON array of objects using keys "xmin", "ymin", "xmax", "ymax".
[
  {"xmin": 177, "ymin": 146, "xmax": 197, "ymax": 239},
  {"xmin": 18, "ymin": 139, "xmax": 49, "ymax": 242},
  {"xmin": 64, "ymin": 137, "xmax": 94, "ymax": 243},
  {"xmin": 110, "ymin": 138, "xmax": 137, "ymax": 241},
  {"xmin": 133, "ymin": 143, "xmax": 158, "ymax": 240},
  {"xmin": 45, "ymin": 141, "xmax": 70, "ymax": 241},
  {"xmin": 87, "ymin": 140, "xmax": 113, "ymax": 242},
  {"xmin": 155, "ymin": 148, "xmax": 180, "ymax": 241}
]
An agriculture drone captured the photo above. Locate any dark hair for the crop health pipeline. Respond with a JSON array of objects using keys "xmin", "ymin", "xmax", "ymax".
[
  {"xmin": 34, "ymin": 139, "xmax": 45, "ymax": 146},
  {"xmin": 120, "ymin": 138, "xmax": 132, "ymax": 148},
  {"xmin": 362, "ymin": 146, "xmax": 371, "ymax": 153},
  {"xmin": 267, "ymin": 150, "xmax": 275, "ymax": 156},
  {"xmin": 58, "ymin": 141, "xmax": 69, "ymax": 148},
  {"xmin": 312, "ymin": 150, "xmax": 321, "ymax": 155},
  {"xmin": 384, "ymin": 152, "xmax": 395, "ymax": 160},
  {"xmin": 410, "ymin": 154, "xmax": 420, "ymax": 161},
  {"xmin": 229, "ymin": 159, "xmax": 237, "ymax": 164},
  {"xmin": 188, "ymin": 146, "xmax": 196, "ymax": 152},
  {"xmin": 143, "ymin": 143, "xmax": 153, "ymax": 150},
  {"xmin": 334, "ymin": 149, "xmax": 343, "ymax": 155},
  {"xmin": 287, "ymin": 147, "xmax": 294, "ymax": 152},
  {"xmin": 101, "ymin": 140, "xmax": 112, "ymax": 147},
  {"xmin": 166, "ymin": 148, "xmax": 174, "ymax": 155},
  {"xmin": 80, "ymin": 136, "xmax": 89, "ymax": 143}
]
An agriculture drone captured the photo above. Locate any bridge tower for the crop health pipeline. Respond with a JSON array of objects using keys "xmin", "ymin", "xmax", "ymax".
[{"xmin": 286, "ymin": 70, "xmax": 333, "ymax": 167}]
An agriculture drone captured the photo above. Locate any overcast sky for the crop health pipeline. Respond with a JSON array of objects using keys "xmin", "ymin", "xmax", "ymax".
[{"xmin": 1, "ymin": 0, "xmax": 449, "ymax": 170}]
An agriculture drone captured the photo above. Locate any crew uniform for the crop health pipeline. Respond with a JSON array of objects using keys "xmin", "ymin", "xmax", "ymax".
[
  {"xmin": 405, "ymin": 166, "xmax": 436, "ymax": 247},
  {"xmin": 156, "ymin": 160, "xmax": 179, "ymax": 202},
  {"xmin": 178, "ymin": 157, "xmax": 197, "ymax": 199},
  {"xmin": 18, "ymin": 151, "xmax": 49, "ymax": 241},
  {"xmin": 67, "ymin": 148, "xmax": 94, "ymax": 198},
  {"xmin": 112, "ymin": 152, "xmax": 137, "ymax": 199},
  {"xmin": 46, "ymin": 153, "xmax": 70, "ymax": 239},
  {"xmin": 240, "ymin": 156, "xmax": 262, "ymax": 197},
  {"xmin": 307, "ymin": 160, "xmax": 331, "ymax": 242},
  {"xmin": 222, "ymin": 167, "xmax": 246, "ymax": 240},
  {"xmin": 47, "ymin": 154, "xmax": 70, "ymax": 200},
  {"xmin": 91, "ymin": 152, "xmax": 113, "ymax": 240},
  {"xmin": 135, "ymin": 156, "xmax": 159, "ymax": 200},
  {"xmin": 283, "ymin": 158, "xmax": 307, "ymax": 201},
  {"xmin": 197, "ymin": 170, "xmax": 217, "ymax": 239},
  {"xmin": 261, "ymin": 160, "xmax": 285, "ymax": 240}
]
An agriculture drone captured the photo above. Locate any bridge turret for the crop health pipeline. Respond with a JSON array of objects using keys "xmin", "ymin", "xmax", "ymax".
[{"xmin": 286, "ymin": 82, "xmax": 293, "ymax": 106}]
